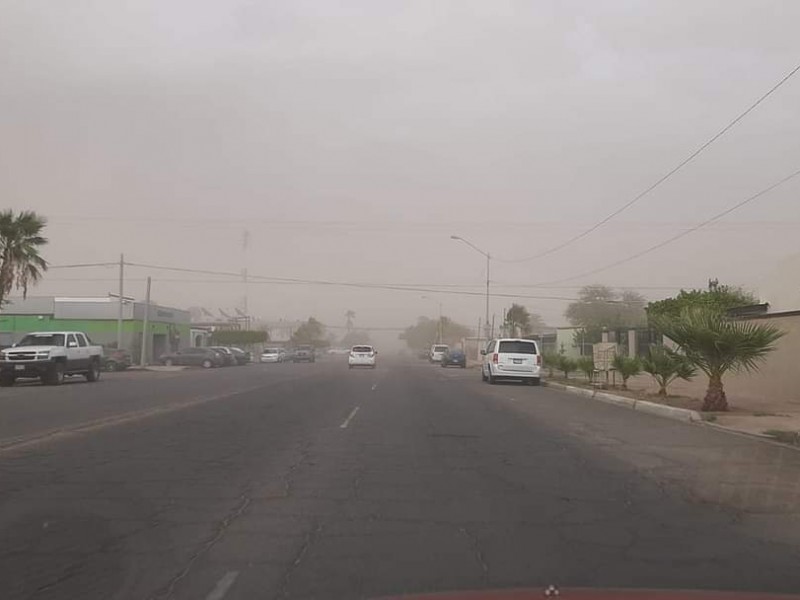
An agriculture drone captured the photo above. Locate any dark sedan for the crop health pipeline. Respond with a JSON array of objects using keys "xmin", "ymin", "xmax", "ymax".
[
  {"xmin": 229, "ymin": 347, "xmax": 251, "ymax": 365},
  {"xmin": 441, "ymin": 349, "xmax": 467, "ymax": 368},
  {"xmin": 209, "ymin": 346, "xmax": 236, "ymax": 366},
  {"xmin": 159, "ymin": 348, "xmax": 224, "ymax": 368},
  {"xmin": 103, "ymin": 348, "xmax": 132, "ymax": 371}
]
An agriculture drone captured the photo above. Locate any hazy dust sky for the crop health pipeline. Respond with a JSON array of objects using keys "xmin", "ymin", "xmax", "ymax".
[{"xmin": 2, "ymin": 0, "xmax": 799, "ymax": 339}]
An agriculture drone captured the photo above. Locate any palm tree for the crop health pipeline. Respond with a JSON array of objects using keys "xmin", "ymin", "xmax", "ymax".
[
  {"xmin": 654, "ymin": 308, "xmax": 784, "ymax": 412},
  {"xmin": 0, "ymin": 210, "xmax": 48, "ymax": 306},
  {"xmin": 641, "ymin": 346, "xmax": 696, "ymax": 397},
  {"xmin": 612, "ymin": 354, "xmax": 642, "ymax": 390}
]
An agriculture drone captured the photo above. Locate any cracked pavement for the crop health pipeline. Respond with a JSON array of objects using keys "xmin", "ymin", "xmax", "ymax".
[{"xmin": 2, "ymin": 358, "xmax": 800, "ymax": 599}]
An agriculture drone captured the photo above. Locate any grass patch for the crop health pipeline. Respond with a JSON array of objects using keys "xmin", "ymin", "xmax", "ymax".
[{"xmin": 763, "ymin": 429, "xmax": 800, "ymax": 445}]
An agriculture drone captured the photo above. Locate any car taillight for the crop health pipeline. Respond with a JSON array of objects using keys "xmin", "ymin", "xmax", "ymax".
[
  {"xmin": 492, "ymin": 353, "xmax": 499, "ymax": 363},
  {"xmin": 536, "ymin": 355, "xmax": 542, "ymax": 366}
]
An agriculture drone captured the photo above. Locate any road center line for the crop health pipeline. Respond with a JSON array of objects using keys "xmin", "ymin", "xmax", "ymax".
[
  {"xmin": 0, "ymin": 382, "xmax": 273, "ymax": 455},
  {"xmin": 205, "ymin": 571, "xmax": 239, "ymax": 600},
  {"xmin": 340, "ymin": 406, "xmax": 360, "ymax": 429}
]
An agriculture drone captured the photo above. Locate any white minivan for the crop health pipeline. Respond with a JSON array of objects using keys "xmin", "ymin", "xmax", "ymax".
[
  {"xmin": 481, "ymin": 338, "xmax": 542, "ymax": 385},
  {"xmin": 429, "ymin": 344, "xmax": 449, "ymax": 363}
]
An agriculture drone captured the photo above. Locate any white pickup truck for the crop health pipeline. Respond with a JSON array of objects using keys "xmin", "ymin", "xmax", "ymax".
[{"xmin": 0, "ymin": 331, "xmax": 104, "ymax": 387}]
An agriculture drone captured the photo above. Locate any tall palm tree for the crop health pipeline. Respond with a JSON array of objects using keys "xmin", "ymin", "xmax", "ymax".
[
  {"xmin": 0, "ymin": 210, "xmax": 49, "ymax": 306},
  {"xmin": 654, "ymin": 308, "xmax": 783, "ymax": 412}
]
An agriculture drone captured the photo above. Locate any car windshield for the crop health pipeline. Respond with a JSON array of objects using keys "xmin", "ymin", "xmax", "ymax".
[
  {"xmin": 17, "ymin": 334, "xmax": 65, "ymax": 347},
  {"xmin": 4, "ymin": 3, "xmax": 800, "ymax": 598},
  {"xmin": 498, "ymin": 341, "xmax": 537, "ymax": 354}
]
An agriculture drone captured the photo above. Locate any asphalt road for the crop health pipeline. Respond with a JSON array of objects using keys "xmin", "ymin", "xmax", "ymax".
[{"xmin": 3, "ymin": 357, "xmax": 800, "ymax": 599}]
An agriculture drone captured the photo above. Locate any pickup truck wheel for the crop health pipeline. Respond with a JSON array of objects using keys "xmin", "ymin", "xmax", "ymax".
[
  {"xmin": 104, "ymin": 360, "xmax": 118, "ymax": 372},
  {"xmin": 202, "ymin": 359, "xmax": 213, "ymax": 369},
  {"xmin": 86, "ymin": 360, "xmax": 101, "ymax": 382},
  {"xmin": 0, "ymin": 374, "xmax": 15, "ymax": 387},
  {"xmin": 45, "ymin": 362, "xmax": 65, "ymax": 386}
]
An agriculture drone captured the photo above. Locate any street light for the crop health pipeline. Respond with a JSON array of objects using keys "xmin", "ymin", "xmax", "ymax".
[{"xmin": 450, "ymin": 235, "xmax": 491, "ymax": 340}]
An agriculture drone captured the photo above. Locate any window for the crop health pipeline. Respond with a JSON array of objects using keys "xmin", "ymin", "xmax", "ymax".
[
  {"xmin": 485, "ymin": 341, "xmax": 495, "ymax": 353},
  {"xmin": 498, "ymin": 341, "xmax": 538, "ymax": 354},
  {"xmin": 67, "ymin": 334, "xmax": 78, "ymax": 348},
  {"xmin": 352, "ymin": 346, "xmax": 373, "ymax": 353},
  {"xmin": 434, "ymin": 345, "xmax": 448, "ymax": 352},
  {"xmin": 18, "ymin": 333, "xmax": 66, "ymax": 347},
  {"xmin": 76, "ymin": 334, "xmax": 87, "ymax": 347}
]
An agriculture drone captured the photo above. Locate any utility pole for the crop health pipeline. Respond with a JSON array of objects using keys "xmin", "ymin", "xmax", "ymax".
[
  {"xmin": 485, "ymin": 251, "xmax": 490, "ymax": 341},
  {"xmin": 438, "ymin": 301, "xmax": 443, "ymax": 344},
  {"xmin": 242, "ymin": 229, "xmax": 250, "ymax": 323},
  {"xmin": 117, "ymin": 254, "xmax": 124, "ymax": 350},
  {"xmin": 139, "ymin": 276, "xmax": 151, "ymax": 366},
  {"xmin": 451, "ymin": 236, "xmax": 491, "ymax": 342}
]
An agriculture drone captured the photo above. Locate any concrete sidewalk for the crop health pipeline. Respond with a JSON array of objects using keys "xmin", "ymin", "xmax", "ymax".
[{"xmin": 547, "ymin": 374, "xmax": 800, "ymax": 446}]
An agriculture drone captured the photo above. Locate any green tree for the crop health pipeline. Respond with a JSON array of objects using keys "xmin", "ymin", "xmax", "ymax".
[
  {"xmin": 612, "ymin": 355, "xmax": 642, "ymax": 390},
  {"xmin": 341, "ymin": 330, "xmax": 371, "ymax": 347},
  {"xmin": 400, "ymin": 316, "xmax": 471, "ymax": 350},
  {"xmin": 505, "ymin": 303, "xmax": 531, "ymax": 336},
  {"xmin": 542, "ymin": 351, "xmax": 560, "ymax": 378},
  {"xmin": 558, "ymin": 355, "xmax": 577, "ymax": 379},
  {"xmin": 577, "ymin": 356, "xmax": 595, "ymax": 381},
  {"xmin": 641, "ymin": 346, "xmax": 696, "ymax": 397},
  {"xmin": 0, "ymin": 210, "xmax": 48, "ymax": 306},
  {"xmin": 647, "ymin": 285, "xmax": 757, "ymax": 322},
  {"xmin": 291, "ymin": 317, "xmax": 327, "ymax": 347},
  {"xmin": 653, "ymin": 308, "xmax": 784, "ymax": 411},
  {"xmin": 564, "ymin": 285, "xmax": 646, "ymax": 340}
]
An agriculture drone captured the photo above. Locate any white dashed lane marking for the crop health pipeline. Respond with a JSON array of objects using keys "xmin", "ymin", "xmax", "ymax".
[
  {"xmin": 340, "ymin": 406, "xmax": 360, "ymax": 429},
  {"xmin": 205, "ymin": 571, "xmax": 239, "ymax": 600}
]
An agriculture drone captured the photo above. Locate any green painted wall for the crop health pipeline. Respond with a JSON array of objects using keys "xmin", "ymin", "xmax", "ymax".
[{"xmin": 0, "ymin": 315, "xmax": 190, "ymax": 349}]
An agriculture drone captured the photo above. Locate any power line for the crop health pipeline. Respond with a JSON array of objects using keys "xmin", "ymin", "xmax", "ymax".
[
  {"xmin": 500, "ymin": 59, "xmax": 800, "ymax": 264},
  {"xmin": 528, "ymin": 165, "xmax": 800, "ymax": 287},
  {"xmin": 113, "ymin": 261, "xmax": 646, "ymax": 304},
  {"xmin": 48, "ymin": 262, "xmax": 117, "ymax": 269}
]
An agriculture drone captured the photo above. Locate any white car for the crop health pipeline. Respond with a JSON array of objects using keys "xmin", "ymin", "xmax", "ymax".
[
  {"xmin": 481, "ymin": 338, "xmax": 542, "ymax": 385},
  {"xmin": 429, "ymin": 344, "xmax": 449, "ymax": 363},
  {"xmin": 348, "ymin": 345, "xmax": 377, "ymax": 369},
  {"xmin": 260, "ymin": 348, "xmax": 285, "ymax": 363}
]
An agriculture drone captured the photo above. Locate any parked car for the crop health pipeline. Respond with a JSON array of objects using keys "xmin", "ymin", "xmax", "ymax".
[
  {"xmin": 348, "ymin": 345, "xmax": 377, "ymax": 369},
  {"xmin": 260, "ymin": 347, "xmax": 285, "ymax": 363},
  {"xmin": 229, "ymin": 347, "xmax": 251, "ymax": 365},
  {"xmin": 209, "ymin": 346, "xmax": 236, "ymax": 366},
  {"xmin": 0, "ymin": 331, "xmax": 104, "ymax": 386},
  {"xmin": 429, "ymin": 344, "xmax": 449, "ymax": 363},
  {"xmin": 480, "ymin": 338, "xmax": 542, "ymax": 385},
  {"xmin": 441, "ymin": 349, "xmax": 467, "ymax": 368},
  {"xmin": 293, "ymin": 345, "xmax": 315, "ymax": 363},
  {"xmin": 160, "ymin": 347, "xmax": 224, "ymax": 368},
  {"xmin": 103, "ymin": 348, "xmax": 132, "ymax": 371}
]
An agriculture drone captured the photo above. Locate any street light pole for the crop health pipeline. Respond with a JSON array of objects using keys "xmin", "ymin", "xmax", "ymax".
[{"xmin": 451, "ymin": 235, "xmax": 491, "ymax": 341}]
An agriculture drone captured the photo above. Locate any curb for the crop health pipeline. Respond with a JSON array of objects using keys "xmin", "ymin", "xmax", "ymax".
[
  {"xmin": 542, "ymin": 380, "xmax": 800, "ymax": 452},
  {"xmin": 543, "ymin": 380, "xmax": 703, "ymax": 423}
]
